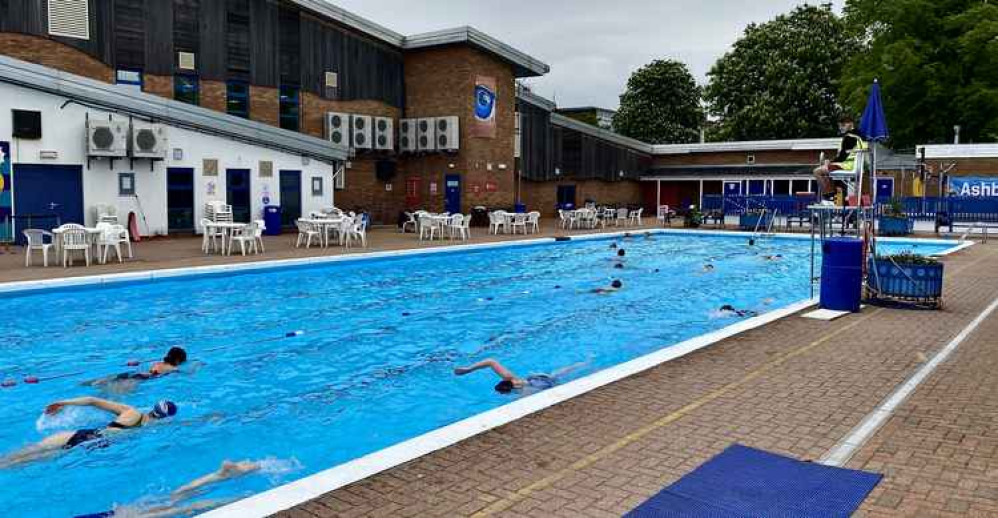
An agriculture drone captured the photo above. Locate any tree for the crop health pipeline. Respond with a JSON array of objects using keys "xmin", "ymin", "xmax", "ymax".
[
  {"xmin": 840, "ymin": 0, "xmax": 998, "ymax": 148},
  {"xmin": 704, "ymin": 4, "xmax": 856, "ymax": 142},
  {"xmin": 613, "ymin": 60, "xmax": 703, "ymax": 144}
]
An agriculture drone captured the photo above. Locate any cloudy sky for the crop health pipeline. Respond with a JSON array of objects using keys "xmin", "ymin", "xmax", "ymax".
[{"xmin": 330, "ymin": 0, "xmax": 844, "ymax": 110}]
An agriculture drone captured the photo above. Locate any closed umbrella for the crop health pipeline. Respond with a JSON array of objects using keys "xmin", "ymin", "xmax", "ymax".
[{"xmin": 860, "ymin": 79, "xmax": 890, "ymax": 207}]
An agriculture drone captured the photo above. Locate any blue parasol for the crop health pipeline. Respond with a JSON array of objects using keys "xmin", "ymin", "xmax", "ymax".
[{"xmin": 859, "ymin": 79, "xmax": 889, "ymax": 208}]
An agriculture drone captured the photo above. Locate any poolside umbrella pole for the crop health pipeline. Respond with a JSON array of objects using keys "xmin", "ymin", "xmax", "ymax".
[{"xmin": 860, "ymin": 79, "xmax": 890, "ymax": 212}]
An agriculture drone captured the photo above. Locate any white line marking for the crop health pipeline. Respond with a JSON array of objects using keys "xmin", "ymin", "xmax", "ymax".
[
  {"xmin": 820, "ymin": 294, "xmax": 998, "ymax": 467},
  {"xmin": 201, "ymin": 299, "xmax": 818, "ymax": 518}
]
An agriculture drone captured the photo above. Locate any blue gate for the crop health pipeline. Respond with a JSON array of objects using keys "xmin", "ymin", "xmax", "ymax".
[{"xmin": 12, "ymin": 164, "xmax": 84, "ymax": 242}]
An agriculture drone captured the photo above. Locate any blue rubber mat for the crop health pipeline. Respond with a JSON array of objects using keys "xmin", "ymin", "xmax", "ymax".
[{"xmin": 625, "ymin": 444, "xmax": 882, "ymax": 518}]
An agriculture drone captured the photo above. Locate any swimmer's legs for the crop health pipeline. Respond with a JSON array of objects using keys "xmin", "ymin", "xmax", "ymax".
[{"xmin": 0, "ymin": 431, "xmax": 74, "ymax": 468}]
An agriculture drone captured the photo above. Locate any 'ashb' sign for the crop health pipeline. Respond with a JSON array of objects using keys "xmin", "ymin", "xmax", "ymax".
[{"xmin": 949, "ymin": 176, "xmax": 998, "ymax": 197}]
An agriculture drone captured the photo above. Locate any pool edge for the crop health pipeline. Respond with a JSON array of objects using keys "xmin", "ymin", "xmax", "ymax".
[{"xmin": 199, "ymin": 297, "xmax": 819, "ymax": 518}]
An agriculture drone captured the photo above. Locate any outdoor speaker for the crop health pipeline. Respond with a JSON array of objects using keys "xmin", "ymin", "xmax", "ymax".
[
  {"xmin": 375, "ymin": 160, "xmax": 397, "ymax": 182},
  {"xmin": 12, "ymin": 110, "xmax": 42, "ymax": 139}
]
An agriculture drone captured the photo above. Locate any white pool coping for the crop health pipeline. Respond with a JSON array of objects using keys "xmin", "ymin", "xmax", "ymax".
[{"xmin": 0, "ymin": 229, "xmax": 968, "ymax": 517}]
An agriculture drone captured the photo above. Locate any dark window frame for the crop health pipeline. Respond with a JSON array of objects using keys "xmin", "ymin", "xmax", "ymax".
[
  {"xmin": 226, "ymin": 80, "xmax": 250, "ymax": 119},
  {"xmin": 279, "ymin": 85, "xmax": 300, "ymax": 132},
  {"xmin": 174, "ymin": 74, "xmax": 200, "ymax": 105},
  {"xmin": 119, "ymin": 172, "xmax": 136, "ymax": 196}
]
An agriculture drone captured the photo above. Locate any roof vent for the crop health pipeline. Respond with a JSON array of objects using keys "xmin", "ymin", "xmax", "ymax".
[{"xmin": 48, "ymin": 0, "xmax": 90, "ymax": 40}]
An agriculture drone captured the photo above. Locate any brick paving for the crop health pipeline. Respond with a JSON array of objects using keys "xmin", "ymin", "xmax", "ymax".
[{"xmin": 269, "ymin": 242, "xmax": 998, "ymax": 518}]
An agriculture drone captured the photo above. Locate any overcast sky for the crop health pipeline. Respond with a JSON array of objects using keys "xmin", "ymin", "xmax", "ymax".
[{"xmin": 329, "ymin": 0, "xmax": 844, "ymax": 110}]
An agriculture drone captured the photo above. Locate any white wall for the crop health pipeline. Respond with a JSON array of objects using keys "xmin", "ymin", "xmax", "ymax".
[{"xmin": 0, "ymin": 82, "xmax": 336, "ymax": 235}]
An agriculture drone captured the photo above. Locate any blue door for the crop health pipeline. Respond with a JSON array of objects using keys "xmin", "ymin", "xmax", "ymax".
[
  {"xmin": 723, "ymin": 181, "xmax": 742, "ymax": 197},
  {"xmin": 13, "ymin": 164, "xmax": 84, "ymax": 240},
  {"xmin": 876, "ymin": 178, "xmax": 894, "ymax": 201},
  {"xmin": 279, "ymin": 170, "xmax": 302, "ymax": 228},
  {"xmin": 167, "ymin": 168, "xmax": 195, "ymax": 232},
  {"xmin": 444, "ymin": 174, "xmax": 461, "ymax": 214},
  {"xmin": 557, "ymin": 185, "xmax": 577, "ymax": 210},
  {"xmin": 226, "ymin": 169, "xmax": 251, "ymax": 222},
  {"xmin": 748, "ymin": 180, "xmax": 766, "ymax": 196}
]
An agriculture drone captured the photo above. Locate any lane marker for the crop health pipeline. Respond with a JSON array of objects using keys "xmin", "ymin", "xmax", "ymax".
[{"xmin": 820, "ymin": 293, "xmax": 998, "ymax": 467}]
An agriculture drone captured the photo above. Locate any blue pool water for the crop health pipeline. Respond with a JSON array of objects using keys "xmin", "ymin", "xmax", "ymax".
[{"xmin": 0, "ymin": 233, "xmax": 956, "ymax": 517}]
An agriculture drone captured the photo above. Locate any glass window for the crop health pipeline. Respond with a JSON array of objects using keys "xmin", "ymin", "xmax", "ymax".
[
  {"xmin": 118, "ymin": 173, "xmax": 136, "ymax": 196},
  {"xmin": 311, "ymin": 177, "xmax": 324, "ymax": 196},
  {"xmin": 279, "ymin": 85, "xmax": 300, "ymax": 131},
  {"xmin": 115, "ymin": 69, "xmax": 143, "ymax": 93},
  {"xmin": 174, "ymin": 75, "xmax": 199, "ymax": 106},
  {"xmin": 226, "ymin": 81, "xmax": 250, "ymax": 119}
]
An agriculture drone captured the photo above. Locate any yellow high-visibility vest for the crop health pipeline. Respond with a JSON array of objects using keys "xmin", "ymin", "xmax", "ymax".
[{"xmin": 835, "ymin": 132, "xmax": 868, "ymax": 171}]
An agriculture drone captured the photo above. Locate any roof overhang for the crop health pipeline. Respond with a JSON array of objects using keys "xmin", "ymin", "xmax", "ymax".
[
  {"xmin": 917, "ymin": 144, "xmax": 998, "ymax": 160},
  {"xmin": 516, "ymin": 87, "xmax": 557, "ymax": 112},
  {"xmin": 0, "ymin": 56, "xmax": 349, "ymax": 164},
  {"xmin": 290, "ymin": 0, "xmax": 406, "ymax": 45},
  {"xmin": 403, "ymin": 27, "xmax": 550, "ymax": 78},
  {"xmin": 641, "ymin": 164, "xmax": 813, "ymax": 181},
  {"xmin": 550, "ymin": 113, "xmax": 653, "ymax": 154},
  {"xmin": 652, "ymin": 138, "xmax": 840, "ymax": 155}
]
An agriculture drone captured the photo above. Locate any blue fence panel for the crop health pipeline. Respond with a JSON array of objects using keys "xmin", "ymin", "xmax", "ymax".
[{"xmin": 873, "ymin": 196, "xmax": 998, "ymax": 222}]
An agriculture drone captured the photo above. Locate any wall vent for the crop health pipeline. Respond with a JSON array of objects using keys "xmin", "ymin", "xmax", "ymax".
[
  {"xmin": 178, "ymin": 52, "xmax": 196, "ymax": 70},
  {"xmin": 48, "ymin": 0, "xmax": 90, "ymax": 40}
]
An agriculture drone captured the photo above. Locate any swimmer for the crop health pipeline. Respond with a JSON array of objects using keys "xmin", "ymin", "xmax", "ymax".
[
  {"xmin": 454, "ymin": 358, "xmax": 588, "ymax": 395},
  {"xmin": 718, "ymin": 304, "xmax": 758, "ymax": 318},
  {"xmin": 644, "ymin": 232, "xmax": 654, "ymax": 240},
  {"xmin": 762, "ymin": 254, "xmax": 784, "ymax": 261},
  {"xmin": 0, "ymin": 397, "xmax": 177, "ymax": 468},
  {"xmin": 85, "ymin": 347, "xmax": 188, "ymax": 387},
  {"xmin": 609, "ymin": 242, "xmax": 618, "ymax": 250},
  {"xmin": 73, "ymin": 459, "xmax": 261, "ymax": 518},
  {"xmin": 592, "ymin": 279, "xmax": 623, "ymax": 294},
  {"xmin": 614, "ymin": 263, "xmax": 624, "ymax": 269},
  {"xmin": 703, "ymin": 264, "xmax": 715, "ymax": 273}
]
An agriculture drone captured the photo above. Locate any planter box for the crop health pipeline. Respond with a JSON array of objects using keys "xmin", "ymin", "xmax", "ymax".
[
  {"xmin": 739, "ymin": 213, "xmax": 772, "ymax": 231},
  {"xmin": 878, "ymin": 216, "xmax": 914, "ymax": 236},
  {"xmin": 868, "ymin": 258, "xmax": 944, "ymax": 306}
]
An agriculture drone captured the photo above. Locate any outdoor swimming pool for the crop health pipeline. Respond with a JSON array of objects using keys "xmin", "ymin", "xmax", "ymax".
[{"xmin": 0, "ymin": 232, "xmax": 959, "ymax": 517}]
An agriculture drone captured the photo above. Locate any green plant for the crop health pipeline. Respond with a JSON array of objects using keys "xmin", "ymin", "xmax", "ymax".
[
  {"xmin": 876, "ymin": 252, "xmax": 939, "ymax": 266},
  {"xmin": 884, "ymin": 198, "xmax": 906, "ymax": 218},
  {"xmin": 684, "ymin": 205, "xmax": 703, "ymax": 227}
]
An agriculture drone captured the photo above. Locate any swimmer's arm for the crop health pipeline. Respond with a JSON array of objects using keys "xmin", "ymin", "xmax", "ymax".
[
  {"xmin": 550, "ymin": 360, "xmax": 590, "ymax": 379},
  {"xmin": 172, "ymin": 461, "xmax": 260, "ymax": 500},
  {"xmin": 454, "ymin": 359, "xmax": 518, "ymax": 380},
  {"xmin": 45, "ymin": 397, "xmax": 132, "ymax": 416}
]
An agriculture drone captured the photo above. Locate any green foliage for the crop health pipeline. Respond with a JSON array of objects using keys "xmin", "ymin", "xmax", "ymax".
[
  {"xmin": 561, "ymin": 111, "xmax": 601, "ymax": 128},
  {"xmin": 885, "ymin": 197, "xmax": 906, "ymax": 217},
  {"xmin": 840, "ymin": 0, "xmax": 998, "ymax": 148},
  {"xmin": 876, "ymin": 251, "xmax": 939, "ymax": 265},
  {"xmin": 613, "ymin": 60, "xmax": 704, "ymax": 144},
  {"xmin": 704, "ymin": 4, "xmax": 856, "ymax": 141}
]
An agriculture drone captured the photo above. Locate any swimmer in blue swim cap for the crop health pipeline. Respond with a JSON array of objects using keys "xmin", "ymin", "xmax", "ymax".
[
  {"xmin": 454, "ymin": 358, "xmax": 588, "ymax": 395},
  {"xmin": 0, "ymin": 397, "xmax": 178, "ymax": 468}
]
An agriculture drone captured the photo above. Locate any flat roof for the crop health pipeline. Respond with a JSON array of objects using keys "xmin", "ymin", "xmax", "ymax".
[
  {"xmin": 917, "ymin": 144, "xmax": 998, "ymax": 159},
  {"xmin": 291, "ymin": 1, "xmax": 549, "ymax": 77},
  {"xmin": 556, "ymin": 106, "xmax": 616, "ymax": 114},
  {"xmin": 550, "ymin": 113, "xmax": 654, "ymax": 154},
  {"xmin": 516, "ymin": 86, "xmax": 557, "ymax": 112},
  {"xmin": 0, "ymin": 56, "xmax": 349, "ymax": 164},
  {"xmin": 642, "ymin": 165, "xmax": 813, "ymax": 180},
  {"xmin": 652, "ymin": 138, "xmax": 840, "ymax": 155}
]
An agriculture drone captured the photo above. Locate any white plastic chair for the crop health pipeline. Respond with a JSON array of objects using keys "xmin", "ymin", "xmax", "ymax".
[
  {"xmin": 95, "ymin": 223, "xmax": 129, "ymax": 264},
  {"xmin": 462, "ymin": 212, "xmax": 472, "ymax": 240},
  {"xmin": 629, "ymin": 208, "xmax": 644, "ymax": 226},
  {"xmin": 60, "ymin": 227, "xmax": 91, "ymax": 267},
  {"xmin": 23, "ymin": 229, "xmax": 54, "ymax": 267},
  {"xmin": 558, "ymin": 210, "xmax": 569, "ymax": 229},
  {"xmin": 510, "ymin": 213, "xmax": 528, "ymax": 235},
  {"xmin": 657, "ymin": 205, "xmax": 674, "ymax": 225},
  {"xmin": 253, "ymin": 219, "xmax": 266, "ymax": 252},
  {"xmin": 448, "ymin": 214, "xmax": 468, "ymax": 241},
  {"xmin": 229, "ymin": 222, "xmax": 259, "ymax": 256},
  {"xmin": 295, "ymin": 219, "xmax": 321, "ymax": 249},
  {"xmin": 347, "ymin": 217, "xmax": 367, "ymax": 248},
  {"xmin": 616, "ymin": 208, "xmax": 629, "ymax": 227},
  {"xmin": 401, "ymin": 212, "xmax": 417, "ymax": 234},
  {"xmin": 527, "ymin": 212, "xmax": 541, "ymax": 234},
  {"xmin": 201, "ymin": 219, "xmax": 224, "ymax": 253}
]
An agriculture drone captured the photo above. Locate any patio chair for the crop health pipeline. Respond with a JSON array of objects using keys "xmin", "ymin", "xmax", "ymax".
[
  {"xmin": 253, "ymin": 219, "xmax": 266, "ymax": 252},
  {"xmin": 616, "ymin": 208, "xmax": 629, "ymax": 227},
  {"xmin": 511, "ymin": 213, "xmax": 528, "ymax": 235},
  {"xmin": 401, "ymin": 212, "xmax": 417, "ymax": 234},
  {"xmin": 657, "ymin": 205, "xmax": 675, "ymax": 226},
  {"xmin": 629, "ymin": 208, "xmax": 644, "ymax": 226},
  {"xmin": 229, "ymin": 221, "xmax": 259, "ymax": 256},
  {"xmin": 295, "ymin": 219, "xmax": 321, "ymax": 248},
  {"xmin": 448, "ymin": 214, "xmax": 468, "ymax": 240},
  {"xmin": 61, "ymin": 227, "xmax": 91, "ymax": 267},
  {"xmin": 462, "ymin": 211, "xmax": 472, "ymax": 240},
  {"xmin": 558, "ymin": 210, "xmax": 569, "ymax": 229},
  {"xmin": 95, "ymin": 223, "xmax": 129, "ymax": 264},
  {"xmin": 201, "ymin": 218, "xmax": 225, "ymax": 253},
  {"xmin": 23, "ymin": 229, "xmax": 54, "ymax": 267},
  {"xmin": 344, "ymin": 217, "xmax": 367, "ymax": 248},
  {"xmin": 528, "ymin": 212, "xmax": 541, "ymax": 233},
  {"xmin": 419, "ymin": 214, "xmax": 441, "ymax": 241},
  {"xmin": 488, "ymin": 212, "xmax": 504, "ymax": 235}
]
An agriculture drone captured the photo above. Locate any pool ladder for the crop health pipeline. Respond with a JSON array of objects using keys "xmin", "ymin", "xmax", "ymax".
[{"xmin": 752, "ymin": 208, "xmax": 779, "ymax": 240}]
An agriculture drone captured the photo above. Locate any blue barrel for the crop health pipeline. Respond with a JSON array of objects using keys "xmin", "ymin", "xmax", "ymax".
[
  {"xmin": 820, "ymin": 237, "xmax": 864, "ymax": 312},
  {"xmin": 514, "ymin": 203, "xmax": 527, "ymax": 213},
  {"xmin": 263, "ymin": 206, "xmax": 282, "ymax": 236}
]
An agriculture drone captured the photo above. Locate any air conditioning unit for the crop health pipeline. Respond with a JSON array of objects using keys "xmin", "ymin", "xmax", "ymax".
[
  {"xmin": 86, "ymin": 116, "xmax": 128, "ymax": 157},
  {"xmin": 326, "ymin": 112, "xmax": 349, "ymax": 147},
  {"xmin": 417, "ymin": 117, "xmax": 436, "ymax": 152},
  {"xmin": 374, "ymin": 117, "xmax": 394, "ymax": 151},
  {"xmin": 435, "ymin": 116, "xmax": 460, "ymax": 152},
  {"xmin": 351, "ymin": 115, "xmax": 373, "ymax": 150},
  {"xmin": 131, "ymin": 121, "xmax": 168, "ymax": 159},
  {"xmin": 399, "ymin": 118, "xmax": 417, "ymax": 153}
]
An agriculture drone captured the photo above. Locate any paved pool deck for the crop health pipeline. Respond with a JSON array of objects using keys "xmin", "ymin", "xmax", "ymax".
[{"xmin": 264, "ymin": 241, "xmax": 998, "ymax": 517}]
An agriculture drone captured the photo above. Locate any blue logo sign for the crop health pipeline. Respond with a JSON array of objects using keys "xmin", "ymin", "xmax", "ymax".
[
  {"xmin": 474, "ymin": 84, "xmax": 496, "ymax": 122},
  {"xmin": 949, "ymin": 176, "xmax": 998, "ymax": 197}
]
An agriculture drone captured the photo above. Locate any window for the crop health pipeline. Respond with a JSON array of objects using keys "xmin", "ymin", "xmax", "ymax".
[
  {"xmin": 116, "ymin": 69, "xmax": 143, "ymax": 93},
  {"xmin": 119, "ymin": 173, "xmax": 136, "ymax": 196},
  {"xmin": 48, "ymin": 0, "xmax": 91, "ymax": 40},
  {"xmin": 311, "ymin": 177, "xmax": 324, "ymax": 196},
  {"xmin": 279, "ymin": 85, "xmax": 300, "ymax": 131},
  {"xmin": 174, "ymin": 75, "xmax": 199, "ymax": 106},
  {"xmin": 226, "ymin": 81, "xmax": 249, "ymax": 119}
]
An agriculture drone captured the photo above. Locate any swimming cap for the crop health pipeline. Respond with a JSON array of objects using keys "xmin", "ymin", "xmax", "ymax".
[{"xmin": 151, "ymin": 400, "xmax": 177, "ymax": 419}]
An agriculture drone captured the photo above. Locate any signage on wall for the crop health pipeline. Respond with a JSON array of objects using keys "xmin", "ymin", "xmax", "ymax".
[
  {"xmin": 471, "ymin": 183, "xmax": 482, "ymax": 195},
  {"xmin": 485, "ymin": 180, "xmax": 498, "ymax": 193},
  {"xmin": 206, "ymin": 181, "xmax": 217, "ymax": 197},
  {"xmin": 472, "ymin": 76, "xmax": 498, "ymax": 139},
  {"xmin": 429, "ymin": 182, "xmax": 438, "ymax": 195},
  {"xmin": 262, "ymin": 184, "xmax": 272, "ymax": 205},
  {"xmin": 948, "ymin": 176, "xmax": 998, "ymax": 197},
  {"xmin": 0, "ymin": 142, "xmax": 11, "ymax": 237}
]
